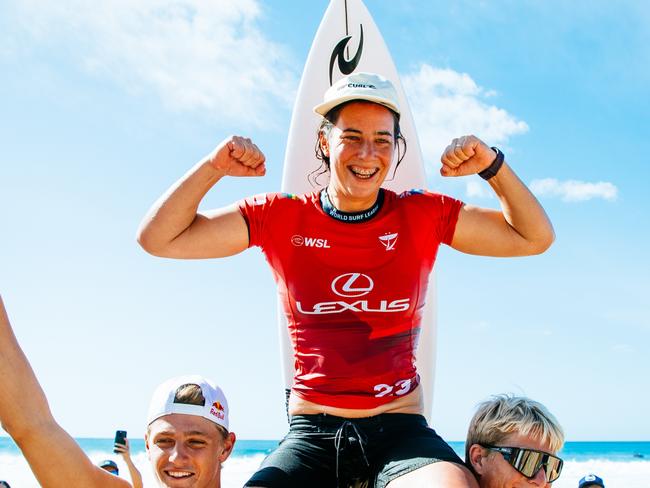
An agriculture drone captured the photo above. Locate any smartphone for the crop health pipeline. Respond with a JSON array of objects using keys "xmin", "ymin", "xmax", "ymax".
[{"xmin": 113, "ymin": 430, "xmax": 127, "ymax": 453}]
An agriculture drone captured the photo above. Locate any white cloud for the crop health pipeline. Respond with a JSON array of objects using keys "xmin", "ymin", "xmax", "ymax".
[
  {"xmin": 402, "ymin": 64, "xmax": 529, "ymax": 166},
  {"xmin": 10, "ymin": 0, "xmax": 297, "ymax": 128},
  {"xmin": 530, "ymin": 178, "xmax": 618, "ymax": 202},
  {"xmin": 465, "ymin": 180, "xmax": 494, "ymax": 199}
]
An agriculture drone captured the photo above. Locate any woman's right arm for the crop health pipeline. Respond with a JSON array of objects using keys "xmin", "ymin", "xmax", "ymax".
[{"xmin": 137, "ymin": 135, "xmax": 266, "ymax": 259}]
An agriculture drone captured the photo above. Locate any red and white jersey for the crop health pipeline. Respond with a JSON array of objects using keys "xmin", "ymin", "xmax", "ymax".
[{"xmin": 238, "ymin": 189, "xmax": 462, "ymax": 409}]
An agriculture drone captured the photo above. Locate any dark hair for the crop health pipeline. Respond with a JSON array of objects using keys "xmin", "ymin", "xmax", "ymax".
[{"xmin": 311, "ymin": 100, "xmax": 407, "ymax": 187}]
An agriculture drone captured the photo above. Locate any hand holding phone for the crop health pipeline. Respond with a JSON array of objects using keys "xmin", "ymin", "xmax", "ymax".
[{"xmin": 113, "ymin": 430, "xmax": 127, "ymax": 454}]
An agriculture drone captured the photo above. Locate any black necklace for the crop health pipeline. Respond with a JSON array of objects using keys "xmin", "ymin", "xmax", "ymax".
[{"xmin": 319, "ymin": 188, "xmax": 384, "ymax": 223}]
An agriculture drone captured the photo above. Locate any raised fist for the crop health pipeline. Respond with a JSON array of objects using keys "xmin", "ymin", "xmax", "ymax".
[
  {"xmin": 207, "ymin": 135, "xmax": 266, "ymax": 177},
  {"xmin": 440, "ymin": 135, "xmax": 498, "ymax": 177}
]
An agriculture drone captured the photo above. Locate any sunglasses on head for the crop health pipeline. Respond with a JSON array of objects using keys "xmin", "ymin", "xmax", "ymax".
[{"xmin": 481, "ymin": 444, "xmax": 563, "ymax": 482}]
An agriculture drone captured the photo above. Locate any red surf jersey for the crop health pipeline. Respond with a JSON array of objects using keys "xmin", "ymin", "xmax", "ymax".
[{"xmin": 238, "ymin": 189, "xmax": 462, "ymax": 409}]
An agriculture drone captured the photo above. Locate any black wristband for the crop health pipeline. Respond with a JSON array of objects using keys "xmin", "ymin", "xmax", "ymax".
[{"xmin": 479, "ymin": 147, "xmax": 504, "ymax": 180}]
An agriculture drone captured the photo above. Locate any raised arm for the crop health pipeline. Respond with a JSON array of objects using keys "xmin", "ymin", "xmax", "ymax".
[
  {"xmin": 0, "ymin": 296, "xmax": 130, "ymax": 488},
  {"xmin": 441, "ymin": 135, "xmax": 554, "ymax": 257},
  {"xmin": 115, "ymin": 439, "xmax": 143, "ymax": 488},
  {"xmin": 137, "ymin": 135, "xmax": 266, "ymax": 259}
]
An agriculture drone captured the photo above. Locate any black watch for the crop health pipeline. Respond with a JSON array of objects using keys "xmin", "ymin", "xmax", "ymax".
[{"xmin": 479, "ymin": 147, "xmax": 505, "ymax": 180}]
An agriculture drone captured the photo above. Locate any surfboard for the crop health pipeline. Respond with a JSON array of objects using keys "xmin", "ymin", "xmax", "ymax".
[{"xmin": 280, "ymin": 0, "xmax": 437, "ymax": 422}]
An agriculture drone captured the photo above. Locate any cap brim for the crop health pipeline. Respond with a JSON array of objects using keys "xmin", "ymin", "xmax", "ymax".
[{"xmin": 313, "ymin": 95, "xmax": 400, "ymax": 117}]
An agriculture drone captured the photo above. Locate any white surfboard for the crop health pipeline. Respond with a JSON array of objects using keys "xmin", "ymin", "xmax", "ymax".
[{"xmin": 280, "ymin": 0, "xmax": 437, "ymax": 422}]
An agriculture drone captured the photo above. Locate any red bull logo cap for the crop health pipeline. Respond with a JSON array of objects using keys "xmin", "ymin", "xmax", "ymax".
[{"xmin": 147, "ymin": 374, "xmax": 229, "ymax": 431}]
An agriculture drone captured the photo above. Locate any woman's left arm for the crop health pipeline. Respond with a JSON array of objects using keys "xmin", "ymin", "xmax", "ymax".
[{"xmin": 441, "ymin": 135, "xmax": 554, "ymax": 257}]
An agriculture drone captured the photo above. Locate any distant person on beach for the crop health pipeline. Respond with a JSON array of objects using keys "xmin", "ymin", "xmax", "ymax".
[
  {"xmin": 466, "ymin": 394, "xmax": 565, "ymax": 487},
  {"xmin": 99, "ymin": 459, "xmax": 120, "ymax": 475},
  {"xmin": 99, "ymin": 437, "xmax": 144, "ymax": 488},
  {"xmin": 138, "ymin": 71, "xmax": 554, "ymax": 487},
  {"xmin": 579, "ymin": 474, "xmax": 605, "ymax": 488},
  {"xmin": 0, "ymin": 295, "xmax": 235, "ymax": 488}
]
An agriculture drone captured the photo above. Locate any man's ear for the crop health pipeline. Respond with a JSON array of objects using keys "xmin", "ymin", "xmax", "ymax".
[
  {"xmin": 319, "ymin": 132, "xmax": 330, "ymax": 157},
  {"xmin": 468, "ymin": 444, "xmax": 487, "ymax": 475},
  {"xmin": 220, "ymin": 432, "xmax": 236, "ymax": 462},
  {"xmin": 144, "ymin": 432, "xmax": 152, "ymax": 460}
]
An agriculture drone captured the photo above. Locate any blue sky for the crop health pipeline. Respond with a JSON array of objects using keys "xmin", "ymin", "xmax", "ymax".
[{"xmin": 0, "ymin": 0, "xmax": 648, "ymax": 442}]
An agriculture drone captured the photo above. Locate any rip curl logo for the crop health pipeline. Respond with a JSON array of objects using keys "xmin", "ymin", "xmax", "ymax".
[
  {"xmin": 341, "ymin": 82, "xmax": 376, "ymax": 90},
  {"xmin": 331, "ymin": 273, "xmax": 374, "ymax": 297},
  {"xmin": 329, "ymin": 24, "xmax": 364, "ymax": 85},
  {"xmin": 210, "ymin": 401, "xmax": 225, "ymax": 420},
  {"xmin": 378, "ymin": 232, "xmax": 398, "ymax": 251}
]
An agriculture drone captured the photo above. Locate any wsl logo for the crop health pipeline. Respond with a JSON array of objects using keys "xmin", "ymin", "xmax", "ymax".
[
  {"xmin": 291, "ymin": 235, "xmax": 331, "ymax": 248},
  {"xmin": 329, "ymin": 24, "xmax": 364, "ymax": 85}
]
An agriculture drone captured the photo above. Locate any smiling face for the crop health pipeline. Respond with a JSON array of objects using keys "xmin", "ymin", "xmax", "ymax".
[
  {"xmin": 320, "ymin": 101, "xmax": 397, "ymax": 212},
  {"xmin": 146, "ymin": 414, "xmax": 235, "ymax": 488},
  {"xmin": 469, "ymin": 433, "xmax": 557, "ymax": 488}
]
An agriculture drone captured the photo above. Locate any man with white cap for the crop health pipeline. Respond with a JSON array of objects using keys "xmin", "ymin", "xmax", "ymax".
[
  {"xmin": 146, "ymin": 375, "xmax": 236, "ymax": 487},
  {"xmin": 138, "ymin": 71, "xmax": 553, "ymax": 487},
  {"xmin": 0, "ymin": 295, "xmax": 235, "ymax": 488}
]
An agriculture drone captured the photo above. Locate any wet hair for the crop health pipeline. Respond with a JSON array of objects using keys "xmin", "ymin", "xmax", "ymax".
[
  {"xmin": 310, "ymin": 100, "xmax": 407, "ymax": 187},
  {"xmin": 465, "ymin": 394, "xmax": 565, "ymax": 462}
]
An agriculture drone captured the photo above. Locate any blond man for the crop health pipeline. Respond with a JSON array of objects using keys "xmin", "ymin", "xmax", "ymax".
[{"xmin": 466, "ymin": 395, "xmax": 565, "ymax": 487}]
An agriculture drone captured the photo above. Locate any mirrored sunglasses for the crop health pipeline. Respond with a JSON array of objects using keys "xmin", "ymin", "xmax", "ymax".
[{"xmin": 481, "ymin": 444, "xmax": 563, "ymax": 482}]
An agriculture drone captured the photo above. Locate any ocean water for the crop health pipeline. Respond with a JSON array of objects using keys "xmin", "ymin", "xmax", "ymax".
[{"xmin": 1, "ymin": 437, "xmax": 648, "ymax": 487}]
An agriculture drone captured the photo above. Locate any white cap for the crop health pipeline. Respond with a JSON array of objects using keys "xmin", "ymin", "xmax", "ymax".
[
  {"xmin": 147, "ymin": 375, "xmax": 229, "ymax": 431},
  {"xmin": 314, "ymin": 72, "xmax": 400, "ymax": 117}
]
